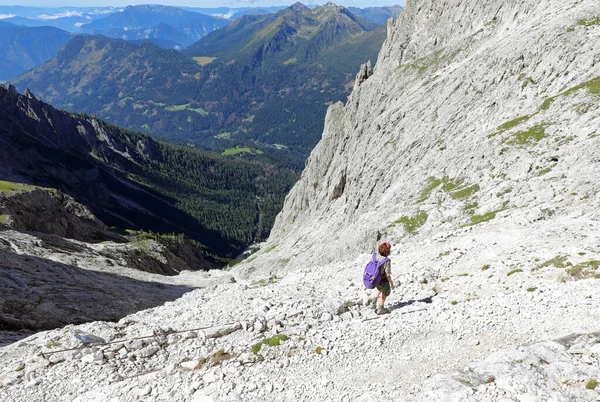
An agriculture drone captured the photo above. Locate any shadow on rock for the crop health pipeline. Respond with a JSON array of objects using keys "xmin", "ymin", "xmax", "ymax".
[
  {"xmin": 388, "ymin": 294, "xmax": 436, "ymax": 312},
  {"xmin": 0, "ymin": 250, "xmax": 197, "ymax": 333}
]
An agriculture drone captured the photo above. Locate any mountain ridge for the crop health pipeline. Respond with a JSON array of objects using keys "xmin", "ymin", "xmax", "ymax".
[{"xmin": 13, "ymin": 2, "xmax": 388, "ymax": 161}]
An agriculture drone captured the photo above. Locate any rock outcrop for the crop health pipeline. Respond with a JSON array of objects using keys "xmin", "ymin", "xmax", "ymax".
[
  {"xmin": 239, "ymin": 0, "xmax": 600, "ymax": 276},
  {"xmin": 0, "ymin": 186, "xmax": 111, "ymax": 243}
]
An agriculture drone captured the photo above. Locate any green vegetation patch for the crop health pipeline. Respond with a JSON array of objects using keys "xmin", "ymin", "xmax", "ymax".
[
  {"xmin": 0, "ymin": 214, "xmax": 9, "ymax": 224},
  {"xmin": 527, "ymin": 287, "xmax": 537, "ymax": 292},
  {"xmin": 188, "ymin": 107, "xmax": 209, "ymax": 116},
  {"xmin": 540, "ymin": 76, "xmax": 600, "ymax": 111},
  {"xmin": 251, "ymin": 334, "xmax": 289, "ymax": 355},
  {"xmin": 505, "ymin": 124, "xmax": 547, "ymax": 146},
  {"xmin": 566, "ymin": 260, "xmax": 600, "ymax": 279},
  {"xmin": 468, "ymin": 201, "xmax": 509, "ymax": 226},
  {"xmin": 165, "ymin": 104, "xmax": 190, "ymax": 112},
  {"xmin": 222, "ymin": 147, "xmax": 264, "ymax": 156},
  {"xmin": 507, "ymin": 269, "xmax": 523, "ymax": 276},
  {"xmin": 283, "ymin": 57, "xmax": 297, "ymax": 65},
  {"xmin": 418, "ymin": 176, "xmax": 479, "ymax": 203},
  {"xmin": 534, "ymin": 255, "xmax": 568, "ymax": 271},
  {"xmin": 481, "ymin": 264, "xmax": 490, "ymax": 271},
  {"xmin": 418, "ymin": 177, "xmax": 443, "ymax": 203},
  {"xmin": 46, "ymin": 340, "xmax": 62, "ymax": 349},
  {"xmin": 0, "ymin": 181, "xmax": 36, "ymax": 194},
  {"xmin": 451, "ymin": 184, "xmax": 480, "ymax": 200},
  {"xmin": 390, "ymin": 211, "xmax": 428, "ymax": 234},
  {"xmin": 586, "ymin": 379, "xmax": 599, "ymax": 390},
  {"xmin": 164, "ymin": 104, "xmax": 208, "ymax": 116},
  {"xmin": 252, "ymin": 275, "xmax": 281, "ymax": 288},
  {"xmin": 400, "ymin": 47, "xmax": 462, "ymax": 74},
  {"xmin": 577, "ymin": 17, "xmax": 600, "ymax": 27},
  {"xmin": 538, "ymin": 167, "xmax": 552, "ymax": 176},
  {"xmin": 489, "ymin": 115, "xmax": 532, "ymax": 138}
]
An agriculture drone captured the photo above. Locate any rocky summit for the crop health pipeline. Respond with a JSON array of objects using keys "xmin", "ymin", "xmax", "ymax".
[{"xmin": 2, "ymin": 0, "xmax": 600, "ymax": 401}]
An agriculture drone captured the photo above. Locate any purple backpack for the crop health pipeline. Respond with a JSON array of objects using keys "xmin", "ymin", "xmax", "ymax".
[{"xmin": 363, "ymin": 253, "xmax": 389, "ymax": 289}]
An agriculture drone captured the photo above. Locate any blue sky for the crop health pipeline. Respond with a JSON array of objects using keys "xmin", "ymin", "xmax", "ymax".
[{"xmin": 0, "ymin": 0, "xmax": 404, "ymax": 9}]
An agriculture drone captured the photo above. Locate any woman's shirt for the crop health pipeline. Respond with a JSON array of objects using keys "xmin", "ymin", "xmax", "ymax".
[{"xmin": 377, "ymin": 254, "xmax": 392, "ymax": 279}]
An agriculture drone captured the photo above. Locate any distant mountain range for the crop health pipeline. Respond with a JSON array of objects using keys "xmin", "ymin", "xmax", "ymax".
[
  {"xmin": 0, "ymin": 24, "xmax": 72, "ymax": 82},
  {"xmin": 0, "ymin": 6, "xmax": 117, "ymax": 32},
  {"xmin": 347, "ymin": 5, "xmax": 403, "ymax": 25},
  {"xmin": 80, "ymin": 5, "xmax": 231, "ymax": 48},
  {"xmin": 13, "ymin": 2, "xmax": 389, "ymax": 165},
  {"xmin": 0, "ymin": 84, "xmax": 298, "ymax": 258}
]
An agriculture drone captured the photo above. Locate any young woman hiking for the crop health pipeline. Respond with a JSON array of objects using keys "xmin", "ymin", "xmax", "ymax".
[{"xmin": 371, "ymin": 241, "xmax": 395, "ymax": 315}]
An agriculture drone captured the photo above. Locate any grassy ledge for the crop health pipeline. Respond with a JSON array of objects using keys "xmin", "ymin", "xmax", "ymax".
[{"xmin": 251, "ymin": 334, "xmax": 289, "ymax": 355}]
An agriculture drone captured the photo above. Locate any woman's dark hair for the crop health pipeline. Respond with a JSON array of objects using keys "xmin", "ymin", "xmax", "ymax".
[{"xmin": 379, "ymin": 242, "xmax": 391, "ymax": 257}]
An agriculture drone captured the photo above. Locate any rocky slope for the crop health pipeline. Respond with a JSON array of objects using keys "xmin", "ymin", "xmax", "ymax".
[
  {"xmin": 0, "ymin": 183, "xmax": 225, "ymax": 335},
  {"xmin": 2, "ymin": 0, "xmax": 600, "ymax": 401}
]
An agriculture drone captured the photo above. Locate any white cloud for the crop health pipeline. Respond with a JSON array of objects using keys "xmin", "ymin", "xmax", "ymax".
[
  {"xmin": 74, "ymin": 22, "xmax": 85, "ymax": 28},
  {"xmin": 0, "ymin": 14, "xmax": 16, "ymax": 19},
  {"xmin": 37, "ymin": 11, "xmax": 84, "ymax": 20},
  {"xmin": 211, "ymin": 11, "xmax": 236, "ymax": 19}
]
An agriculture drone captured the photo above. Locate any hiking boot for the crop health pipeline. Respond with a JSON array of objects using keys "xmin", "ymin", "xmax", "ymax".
[{"xmin": 376, "ymin": 306, "xmax": 390, "ymax": 315}]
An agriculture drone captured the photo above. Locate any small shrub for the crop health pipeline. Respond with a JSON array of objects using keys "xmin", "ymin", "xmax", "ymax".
[
  {"xmin": 451, "ymin": 300, "xmax": 458, "ymax": 305},
  {"xmin": 481, "ymin": 265, "xmax": 490, "ymax": 271},
  {"xmin": 486, "ymin": 376, "xmax": 495, "ymax": 383},
  {"xmin": 315, "ymin": 346, "xmax": 324, "ymax": 355},
  {"xmin": 507, "ymin": 269, "xmax": 523, "ymax": 276},
  {"xmin": 586, "ymin": 379, "xmax": 598, "ymax": 390},
  {"xmin": 457, "ymin": 273, "xmax": 469, "ymax": 277},
  {"xmin": 527, "ymin": 287, "xmax": 537, "ymax": 292}
]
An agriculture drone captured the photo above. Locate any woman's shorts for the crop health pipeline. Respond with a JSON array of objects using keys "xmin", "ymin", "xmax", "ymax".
[{"xmin": 376, "ymin": 281, "xmax": 391, "ymax": 297}]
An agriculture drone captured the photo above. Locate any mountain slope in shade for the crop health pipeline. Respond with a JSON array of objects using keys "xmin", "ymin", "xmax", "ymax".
[
  {"xmin": 0, "ymin": 84, "xmax": 297, "ymax": 257},
  {"xmin": 0, "ymin": 24, "xmax": 72, "ymax": 82},
  {"xmin": 80, "ymin": 4, "xmax": 231, "ymax": 48}
]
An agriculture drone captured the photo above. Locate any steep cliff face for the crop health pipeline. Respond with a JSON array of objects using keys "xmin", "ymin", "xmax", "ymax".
[{"xmin": 239, "ymin": 0, "xmax": 600, "ymax": 276}]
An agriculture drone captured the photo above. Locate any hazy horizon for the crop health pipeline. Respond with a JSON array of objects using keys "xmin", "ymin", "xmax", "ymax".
[{"xmin": 0, "ymin": 0, "xmax": 405, "ymax": 9}]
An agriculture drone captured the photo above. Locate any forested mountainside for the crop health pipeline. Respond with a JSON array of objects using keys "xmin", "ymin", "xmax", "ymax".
[
  {"xmin": 13, "ymin": 2, "xmax": 388, "ymax": 166},
  {"xmin": 0, "ymin": 24, "xmax": 72, "ymax": 82},
  {"xmin": 0, "ymin": 84, "xmax": 297, "ymax": 258}
]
